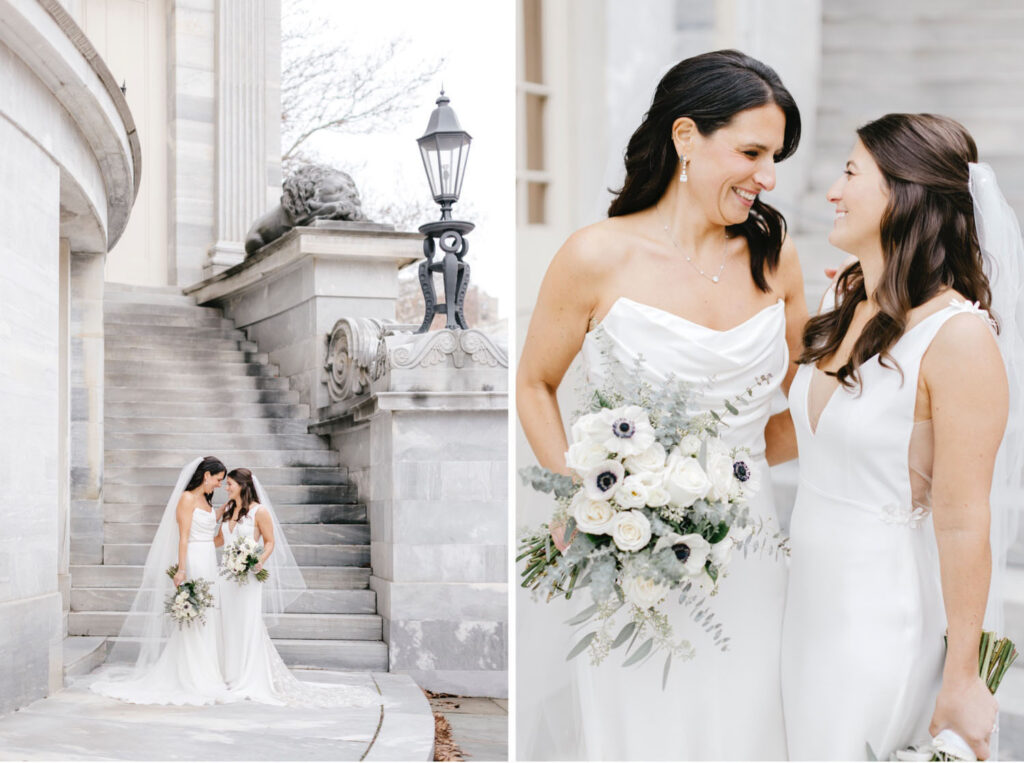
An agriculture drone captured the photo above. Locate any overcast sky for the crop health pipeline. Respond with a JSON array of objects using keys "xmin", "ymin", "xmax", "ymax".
[{"xmin": 287, "ymin": 0, "xmax": 515, "ymax": 318}]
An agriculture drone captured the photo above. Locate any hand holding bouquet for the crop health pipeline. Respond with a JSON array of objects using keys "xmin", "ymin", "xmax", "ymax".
[
  {"xmin": 164, "ymin": 564, "xmax": 215, "ymax": 628},
  {"xmin": 220, "ymin": 535, "xmax": 270, "ymax": 584}
]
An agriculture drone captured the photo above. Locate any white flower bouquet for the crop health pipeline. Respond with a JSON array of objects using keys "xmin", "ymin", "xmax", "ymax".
[
  {"xmin": 519, "ymin": 353, "xmax": 785, "ymax": 683},
  {"xmin": 885, "ymin": 632, "xmax": 1018, "ymax": 762},
  {"xmin": 163, "ymin": 564, "xmax": 215, "ymax": 629},
  {"xmin": 219, "ymin": 535, "xmax": 269, "ymax": 584}
]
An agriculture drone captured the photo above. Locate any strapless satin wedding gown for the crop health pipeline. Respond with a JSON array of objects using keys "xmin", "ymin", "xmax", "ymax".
[
  {"xmin": 92, "ymin": 506, "xmax": 233, "ymax": 705},
  {"xmin": 781, "ymin": 302, "xmax": 994, "ymax": 760},
  {"xmin": 565, "ymin": 297, "xmax": 790, "ymax": 761}
]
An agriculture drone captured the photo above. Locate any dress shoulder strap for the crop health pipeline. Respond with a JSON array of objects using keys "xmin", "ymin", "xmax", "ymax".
[{"xmin": 898, "ymin": 298, "xmax": 997, "ymax": 362}]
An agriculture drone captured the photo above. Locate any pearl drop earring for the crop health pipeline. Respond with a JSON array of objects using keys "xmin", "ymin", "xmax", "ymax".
[{"xmin": 679, "ymin": 155, "xmax": 689, "ymax": 183}]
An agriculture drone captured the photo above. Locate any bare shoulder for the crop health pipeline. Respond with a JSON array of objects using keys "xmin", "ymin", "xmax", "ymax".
[
  {"xmin": 773, "ymin": 234, "xmax": 804, "ymax": 292},
  {"xmin": 924, "ymin": 298, "xmax": 1004, "ymax": 385},
  {"xmin": 552, "ymin": 218, "xmax": 633, "ymax": 281}
]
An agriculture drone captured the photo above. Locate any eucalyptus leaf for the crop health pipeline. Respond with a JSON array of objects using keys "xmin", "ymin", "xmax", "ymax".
[
  {"xmin": 622, "ymin": 637, "xmax": 654, "ymax": 667},
  {"xmin": 566, "ymin": 602, "xmax": 599, "ymax": 626},
  {"xmin": 611, "ymin": 621, "xmax": 636, "ymax": 649},
  {"xmin": 566, "ymin": 631, "xmax": 597, "ymax": 661},
  {"xmin": 724, "ymin": 400, "xmax": 739, "ymax": 416},
  {"xmin": 662, "ymin": 653, "xmax": 672, "ymax": 690}
]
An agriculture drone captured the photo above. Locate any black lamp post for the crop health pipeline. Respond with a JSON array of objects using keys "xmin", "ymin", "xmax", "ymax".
[{"xmin": 416, "ymin": 90, "xmax": 473, "ymax": 332}]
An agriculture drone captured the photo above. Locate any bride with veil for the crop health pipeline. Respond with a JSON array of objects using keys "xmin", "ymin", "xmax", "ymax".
[{"xmin": 91, "ymin": 456, "xmax": 234, "ymax": 705}]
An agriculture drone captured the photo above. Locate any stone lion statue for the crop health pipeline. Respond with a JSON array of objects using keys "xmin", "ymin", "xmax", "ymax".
[{"xmin": 244, "ymin": 164, "xmax": 368, "ymax": 256}]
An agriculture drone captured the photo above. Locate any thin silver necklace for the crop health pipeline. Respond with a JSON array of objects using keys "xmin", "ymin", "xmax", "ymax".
[{"xmin": 656, "ymin": 204, "xmax": 730, "ymax": 284}]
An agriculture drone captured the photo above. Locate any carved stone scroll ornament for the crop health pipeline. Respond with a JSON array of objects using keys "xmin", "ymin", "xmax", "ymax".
[
  {"xmin": 324, "ymin": 318, "xmax": 388, "ymax": 402},
  {"xmin": 389, "ymin": 328, "xmax": 509, "ymax": 370}
]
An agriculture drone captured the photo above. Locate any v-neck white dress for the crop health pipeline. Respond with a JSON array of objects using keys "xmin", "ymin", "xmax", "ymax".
[{"xmin": 781, "ymin": 300, "xmax": 995, "ymax": 760}]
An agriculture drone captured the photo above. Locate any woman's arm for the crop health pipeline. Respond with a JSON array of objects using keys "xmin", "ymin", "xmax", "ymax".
[
  {"xmin": 763, "ymin": 237, "xmax": 807, "ymax": 465},
  {"xmin": 174, "ymin": 493, "xmax": 194, "ymax": 586},
  {"xmin": 924, "ymin": 312, "xmax": 1007, "ymax": 760},
  {"xmin": 253, "ymin": 505, "xmax": 275, "ymax": 572},
  {"xmin": 517, "ymin": 230, "xmax": 609, "ymax": 475}
]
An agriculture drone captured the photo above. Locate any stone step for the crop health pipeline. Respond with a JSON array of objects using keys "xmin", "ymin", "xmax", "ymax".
[
  {"xmin": 822, "ymin": 18, "xmax": 1024, "ymax": 51},
  {"xmin": 818, "ymin": 80, "xmax": 1024, "ymax": 114},
  {"xmin": 104, "ymin": 373, "xmax": 291, "ymax": 391},
  {"xmin": 105, "ymin": 432, "xmax": 328, "ymax": 452},
  {"xmin": 105, "ymin": 401, "xmax": 311, "ymax": 419},
  {"xmin": 103, "ymin": 482, "xmax": 355, "ymax": 506},
  {"xmin": 104, "ymin": 417, "xmax": 310, "ymax": 435},
  {"xmin": 70, "ymin": 564, "xmax": 370, "ymax": 589},
  {"xmin": 105, "ymin": 348, "xmax": 270, "ymax": 364},
  {"xmin": 103, "ymin": 301, "xmax": 222, "ymax": 318},
  {"xmin": 276, "ymin": 639, "xmax": 388, "ymax": 671},
  {"xmin": 105, "ymin": 282, "xmax": 188, "ymax": 296},
  {"xmin": 69, "ymin": 611, "xmax": 382, "ymax": 640},
  {"xmin": 105, "ymin": 313, "xmax": 234, "ymax": 329},
  {"xmin": 102, "ymin": 521, "xmax": 369, "ymax": 545},
  {"xmin": 104, "ymin": 502, "xmax": 365, "ymax": 525},
  {"xmin": 105, "ymin": 359, "xmax": 280, "ymax": 378},
  {"xmin": 104, "ymin": 324, "xmax": 247, "ymax": 340},
  {"xmin": 105, "ymin": 386, "xmax": 300, "ymax": 404},
  {"xmin": 105, "ymin": 336, "xmax": 259, "ymax": 352},
  {"xmin": 102, "ymin": 543, "xmax": 370, "ymax": 566},
  {"xmin": 104, "ymin": 465, "xmax": 347, "ymax": 486},
  {"xmin": 71, "ymin": 587, "xmax": 376, "ymax": 614},
  {"xmin": 821, "ymin": 52, "xmax": 1024, "ymax": 84},
  {"xmin": 104, "ymin": 449, "xmax": 339, "ymax": 468},
  {"xmin": 62, "ymin": 636, "xmax": 110, "ymax": 680},
  {"xmin": 99, "ymin": 636, "xmax": 389, "ymax": 672}
]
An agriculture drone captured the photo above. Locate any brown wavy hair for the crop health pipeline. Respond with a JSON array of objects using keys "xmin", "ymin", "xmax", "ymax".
[
  {"xmin": 225, "ymin": 468, "xmax": 259, "ymax": 522},
  {"xmin": 798, "ymin": 113, "xmax": 994, "ymax": 388},
  {"xmin": 607, "ymin": 49, "xmax": 801, "ymax": 292}
]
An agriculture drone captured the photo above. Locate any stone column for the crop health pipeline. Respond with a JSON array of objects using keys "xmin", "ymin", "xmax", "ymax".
[
  {"xmin": 314, "ymin": 324, "xmax": 510, "ymax": 698},
  {"xmin": 205, "ymin": 0, "xmax": 281, "ymax": 278},
  {"xmin": 69, "ymin": 253, "xmax": 106, "ymax": 567}
]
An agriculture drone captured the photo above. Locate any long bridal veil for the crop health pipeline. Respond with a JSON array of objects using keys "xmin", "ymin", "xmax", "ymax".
[
  {"xmin": 969, "ymin": 162, "xmax": 1024, "ymax": 635},
  {"xmin": 99, "ymin": 457, "xmax": 204, "ymax": 678},
  {"xmin": 251, "ymin": 473, "xmax": 305, "ymax": 626}
]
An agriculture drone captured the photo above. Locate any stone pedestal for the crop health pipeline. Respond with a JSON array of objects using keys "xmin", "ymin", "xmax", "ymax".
[
  {"xmin": 186, "ymin": 223, "xmax": 421, "ymax": 411},
  {"xmin": 313, "ymin": 324, "xmax": 509, "ymax": 698}
]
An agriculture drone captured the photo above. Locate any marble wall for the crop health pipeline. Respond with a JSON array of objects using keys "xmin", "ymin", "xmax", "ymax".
[{"xmin": 0, "ymin": 117, "xmax": 63, "ymax": 715}]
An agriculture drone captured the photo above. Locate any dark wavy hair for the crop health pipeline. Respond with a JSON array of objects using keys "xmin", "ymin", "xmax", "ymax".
[
  {"xmin": 225, "ymin": 468, "xmax": 259, "ymax": 523},
  {"xmin": 798, "ymin": 113, "xmax": 994, "ymax": 389},
  {"xmin": 185, "ymin": 456, "xmax": 226, "ymax": 504},
  {"xmin": 608, "ymin": 49, "xmax": 801, "ymax": 292}
]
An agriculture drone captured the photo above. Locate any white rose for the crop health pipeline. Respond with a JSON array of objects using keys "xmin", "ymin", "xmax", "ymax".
[
  {"xmin": 705, "ymin": 440, "xmax": 736, "ymax": 502},
  {"xmin": 611, "ymin": 510, "xmax": 652, "ymax": 552},
  {"xmin": 571, "ymin": 493, "xmax": 616, "ymax": 535},
  {"xmin": 582, "ymin": 460, "xmax": 625, "ymax": 501},
  {"xmin": 653, "ymin": 532, "xmax": 711, "ymax": 576},
  {"xmin": 565, "ymin": 439, "xmax": 611, "ymax": 474},
  {"xmin": 709, "ymin": 537, "xmax": 734, "ymax": 567},
  {"xmin": 662, "ymin": 450, "xmax": 711, "ymax": 508},
  {"xmin": 620, "ymin": 575, "xmax": 669, "ymax": 610},
  {"xmin": 623, "ymin": 441, "xmax": 667, "ymax": 476},
  {"xmin": 571, "ymin": 410, "xmax": 612, "ymax": 448},
  {"xmin": 679, "ymin": 434, "xmax": 703, "ymax": 457},
  {"xmin": 616, "ymin": 475, "xmax": 650, "ymax": 509},
  {"xmin": 644, "ymin": 484, "xmax": 672, "ymax": 507}
]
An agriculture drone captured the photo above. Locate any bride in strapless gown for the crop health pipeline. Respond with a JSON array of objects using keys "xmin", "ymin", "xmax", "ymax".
[{"xmin": 571, "ymin": 297, "xmax": 790, "ymax": 760}]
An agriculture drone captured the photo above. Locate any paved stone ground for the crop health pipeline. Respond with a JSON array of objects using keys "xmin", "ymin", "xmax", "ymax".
[
  {"xmin": 428, "ymin": 696, "xmax": 507, "ymax": 761},
  {"xmin": 0, "ymin": 670, "xmax": 433, "ymax": 761}
]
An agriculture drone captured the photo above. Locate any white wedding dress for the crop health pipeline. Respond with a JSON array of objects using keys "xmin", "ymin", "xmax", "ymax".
[
  {"xmin": 559, "ymin": 296, "xmax": 791, "ymax": 760},
  {"xmin": 220, "ymin": 504, "xmax": 377, "ymax": 707},
  {"xmin": 781, "ymin": 301, "xmax": 995, "ymax": 760},
  {"xmin": 92, "ymin": 505, "xmax": 234, "ymax": 705}
]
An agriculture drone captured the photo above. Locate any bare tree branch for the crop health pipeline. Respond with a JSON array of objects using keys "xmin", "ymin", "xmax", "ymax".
[{"xmin": 281, "ymin": 1, "xmax": 445, "ymax": 162}]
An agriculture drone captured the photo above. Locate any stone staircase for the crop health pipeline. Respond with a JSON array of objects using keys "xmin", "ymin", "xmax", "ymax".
[{"xmin": 65, "ymin": 282, "xmax": 386, "ymax": 677}]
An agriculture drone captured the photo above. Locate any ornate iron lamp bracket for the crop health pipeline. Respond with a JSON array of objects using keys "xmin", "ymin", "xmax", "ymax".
[{"xmin": 416, "ymin": 219, "xmax": 475, "ymax": 333}]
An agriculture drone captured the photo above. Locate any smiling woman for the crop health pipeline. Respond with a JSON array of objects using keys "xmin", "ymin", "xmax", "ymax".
[{"xmin": 515, "ymin": 49, "xmax": 810, "ymax": 761}]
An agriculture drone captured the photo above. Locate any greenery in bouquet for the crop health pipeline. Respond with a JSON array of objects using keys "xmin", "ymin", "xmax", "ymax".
[
  {"xmin": 518, "ymin": 344, "xmax": 786, "ymax": 683},
  {"xmin": 220, "ymin": 535, "xmax": 270, "ymax": 584},
  {"xmin": 884, "ymin": 632, "xmax": 1018, "ymax": 762},
  {"xmin": 163, "ymin": 564, "xmax": 215, "ymax": 629}
]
